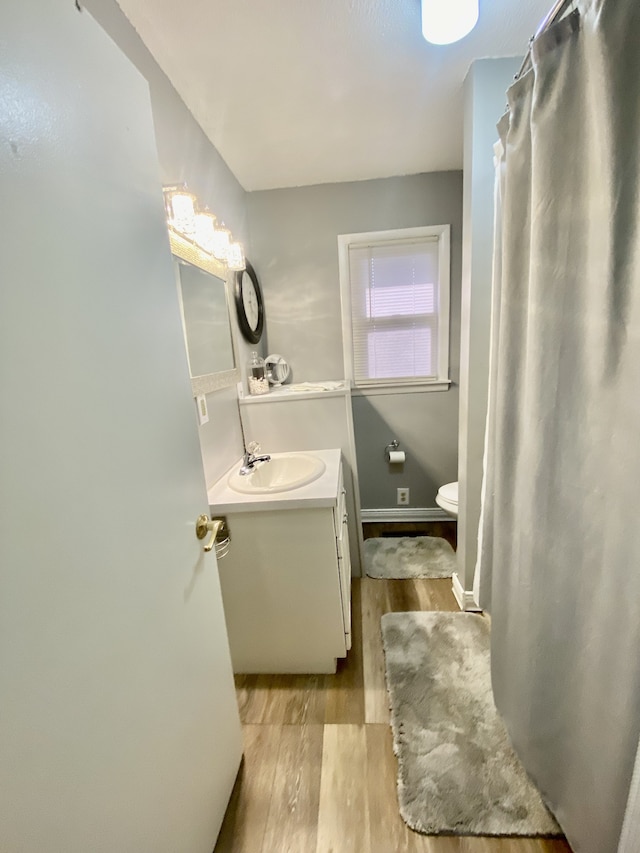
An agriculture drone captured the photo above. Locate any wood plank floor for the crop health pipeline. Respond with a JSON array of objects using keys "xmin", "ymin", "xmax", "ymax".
[{"xmin": 215, "ymin": 578, "xmax": 572, "ymax": 853}]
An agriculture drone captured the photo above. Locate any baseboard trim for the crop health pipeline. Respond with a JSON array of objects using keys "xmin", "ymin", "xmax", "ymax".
[
  {"xmin": 361, "ymin": 507, "xmax": 452, "ymax": 523},
  {"xmin": 452, "ymin": 572, "xmax": 482, "ymax": 612}
]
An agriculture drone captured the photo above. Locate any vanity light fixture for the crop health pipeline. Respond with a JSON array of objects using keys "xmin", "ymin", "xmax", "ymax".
[
  {"xmin": 421, "ymin": 0, "xmax": 478, "ymax": 44},
  {"xmin": 162, "ymin": 185, "xmax": 245, "ymax": 271}
]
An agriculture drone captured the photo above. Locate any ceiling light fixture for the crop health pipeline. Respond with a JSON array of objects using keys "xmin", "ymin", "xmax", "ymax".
[{"xmin": 421, "ymin": 0, "xmax": 479, "ymax": 44}]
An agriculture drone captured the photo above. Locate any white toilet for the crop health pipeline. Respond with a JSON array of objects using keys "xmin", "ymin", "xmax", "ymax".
[{"xmin": 436, "ymin": 481, "xmax": 459, "ymax": 518}]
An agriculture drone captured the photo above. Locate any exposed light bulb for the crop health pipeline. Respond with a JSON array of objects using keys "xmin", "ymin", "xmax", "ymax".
[
  {"xmin": 163, "ymin": 186, "xmax": 197, "ymax": 238},
  {"xmin": 211, "ymin": 224, "xmax": 231, "ymax": 262},
  {"xmin": 194, "ymin": 212, "xmax": 217, "ymax": 254},
  {"xmin": 227, "ymin": 242, "xmax": 245, "ymax": 271},
  {"xmin": 421, "ymin": 0, "xmax": 478, "ymax": 45}
]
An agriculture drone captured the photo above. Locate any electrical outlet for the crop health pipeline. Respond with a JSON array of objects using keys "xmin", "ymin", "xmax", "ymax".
[
  {"xmin": 195, "ymin": 394, "xmax": 209, "ymax": 426},
  {"xmin": 397, "ymin": 487, "xmax": 410, "ymax": 506}
]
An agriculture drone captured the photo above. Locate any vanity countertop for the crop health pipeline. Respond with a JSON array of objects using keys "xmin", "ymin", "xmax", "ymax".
[{"xmin": 208, "ymin": 448, "xmax": 342, "ymax": 514}]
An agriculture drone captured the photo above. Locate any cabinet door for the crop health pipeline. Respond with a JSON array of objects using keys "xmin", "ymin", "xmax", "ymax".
[{"xmin": 336, "ymin": 496, "xmax": 352, "ymax": 650}]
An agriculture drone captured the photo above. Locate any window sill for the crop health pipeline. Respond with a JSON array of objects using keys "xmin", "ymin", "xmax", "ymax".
[{"xmin": 351, "ymin": 380, "xmax": 452, "ymax": 397}]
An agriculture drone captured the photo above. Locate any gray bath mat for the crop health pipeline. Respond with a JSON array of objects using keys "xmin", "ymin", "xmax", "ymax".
[
  {"xmin": 364, "ymin": 536, "xmax": 455, "ymax": 579},
  {"xmin": 381, "ymin": 612, "xmax": 561, "ymax": 837}
]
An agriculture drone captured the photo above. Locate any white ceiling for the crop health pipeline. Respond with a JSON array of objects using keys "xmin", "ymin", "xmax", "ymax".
[{"xmin": 115, "ymin": 0, "xmax": 552, "ymax": 191}]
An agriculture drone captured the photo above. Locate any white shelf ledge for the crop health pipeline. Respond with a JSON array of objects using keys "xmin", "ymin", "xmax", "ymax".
[{"xmin": 238, "ymin": 381, "xmax": 349, "ymax": 405}]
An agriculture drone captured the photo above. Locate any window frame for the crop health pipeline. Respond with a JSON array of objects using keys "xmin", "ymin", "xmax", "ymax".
[{"xmin": 338, "ymin": 224, "xmax": 451, "ymax": 395}]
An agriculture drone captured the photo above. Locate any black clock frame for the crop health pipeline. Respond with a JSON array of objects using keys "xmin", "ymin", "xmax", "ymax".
[{"xmin": 234, "ymin": 259, "xmax": 264, "ymax": 344}]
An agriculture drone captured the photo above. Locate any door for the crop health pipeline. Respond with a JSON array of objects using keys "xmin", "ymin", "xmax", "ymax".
[{"xmin": 0, "ymin": 3, "xmax": 242, "ymax": 851}]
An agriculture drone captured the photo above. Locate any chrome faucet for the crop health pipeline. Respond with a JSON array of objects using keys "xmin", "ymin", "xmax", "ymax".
[{"xmin": 239, "ymin": 441, "xmax": 271, "ymax": 476}]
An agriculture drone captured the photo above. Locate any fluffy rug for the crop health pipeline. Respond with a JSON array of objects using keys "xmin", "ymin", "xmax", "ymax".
[
  {"xmin": 381, "ymin": 612, "xmax": 561, "ymax": 836},
  {"xmin": 364, "ymin": 536, "xmax": 455, "ymax": 579}
]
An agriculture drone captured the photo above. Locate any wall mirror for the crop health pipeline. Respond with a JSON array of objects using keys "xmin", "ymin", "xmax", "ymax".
[{"xmin": 170, "ymin": 231, "xmax": 239, "ymax": 395}]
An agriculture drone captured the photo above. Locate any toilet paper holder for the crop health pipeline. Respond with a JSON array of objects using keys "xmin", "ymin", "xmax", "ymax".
[{"xmin": 385, "ymin": 439, "xmax": 400, "ymax": 461}]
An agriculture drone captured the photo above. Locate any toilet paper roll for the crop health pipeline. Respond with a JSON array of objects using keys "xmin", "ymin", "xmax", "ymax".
[{"xmin": 388, "ymin": 450, "xmax": 405, "ymax": 464}]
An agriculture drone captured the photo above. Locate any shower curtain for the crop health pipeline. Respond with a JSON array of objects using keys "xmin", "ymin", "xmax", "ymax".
[{"xmin": 476, "ymin": 1, "xmax": 640, "ymax": 851}]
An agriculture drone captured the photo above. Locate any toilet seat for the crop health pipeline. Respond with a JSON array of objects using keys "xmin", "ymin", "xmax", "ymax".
[{"xmin": 436, "ymin": 481, "xmax": 458, "ymax": 518}]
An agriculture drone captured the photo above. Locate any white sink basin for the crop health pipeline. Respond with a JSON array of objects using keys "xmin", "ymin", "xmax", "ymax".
[{"xmin": 228, "ymin": 452, "xmax": 327, "ymax": 494}]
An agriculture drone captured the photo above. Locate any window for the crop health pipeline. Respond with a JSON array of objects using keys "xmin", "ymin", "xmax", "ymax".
[{"xmin": 338, "ymin": 225, "xmax": 450, "ymax": 393}]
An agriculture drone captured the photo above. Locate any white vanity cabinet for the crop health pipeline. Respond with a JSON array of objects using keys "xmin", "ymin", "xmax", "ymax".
[{"xmin": 208, "ymin": 449, "xmax": 352, "ymax": 674}]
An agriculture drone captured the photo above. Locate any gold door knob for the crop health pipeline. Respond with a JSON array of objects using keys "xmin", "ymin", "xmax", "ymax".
[{"xmin": 195, "ymin": 514, "xmax": 224, "ymax": 553}]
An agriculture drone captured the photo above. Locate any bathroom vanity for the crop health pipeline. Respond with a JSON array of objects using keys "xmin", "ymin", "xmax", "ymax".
[{"xmin": 208, "ymin": 448, "xmax": 351, "ymax": 673}]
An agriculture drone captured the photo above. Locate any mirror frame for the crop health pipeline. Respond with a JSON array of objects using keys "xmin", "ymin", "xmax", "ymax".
[{"xmin": 170, "ymin": 230, "xmax": 240, "ymax": 396}]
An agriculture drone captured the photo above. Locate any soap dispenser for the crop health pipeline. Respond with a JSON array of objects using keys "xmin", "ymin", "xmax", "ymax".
[{"xmin": 247, "ymin": 351, "xmax": 269, "ymax": 396}]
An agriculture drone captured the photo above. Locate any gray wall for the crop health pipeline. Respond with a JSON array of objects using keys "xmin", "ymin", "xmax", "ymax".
[
  {"xmin": 247, "ymin": 173, "xmax": 462, "ymax": 508},
  {"xmin": 353, "ymin": 391, "xmax": 459, "ymax": 509},
  {"xmin": 458, "ymin": 57, "xmax": 521, "ymax": 590},
  {"xmin": 85, "ymin": 0, "xmax": 250, "ymax": 488}
]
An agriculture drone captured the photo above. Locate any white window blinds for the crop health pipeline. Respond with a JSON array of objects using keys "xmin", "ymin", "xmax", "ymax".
[{"xmin": 348, "ymin": 238, "xmax": 440, "ymax": 384}]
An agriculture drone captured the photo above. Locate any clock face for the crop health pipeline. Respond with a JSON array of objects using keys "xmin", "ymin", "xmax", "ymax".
[{"xmin": 242, "ymin": 277, "xmax": 259, "ymax": 330}]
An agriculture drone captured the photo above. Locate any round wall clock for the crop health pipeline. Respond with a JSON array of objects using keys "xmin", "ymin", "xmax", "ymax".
[{"xmin": 234, "ymin": 260, "xmax": 264, "ymax": 344}]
